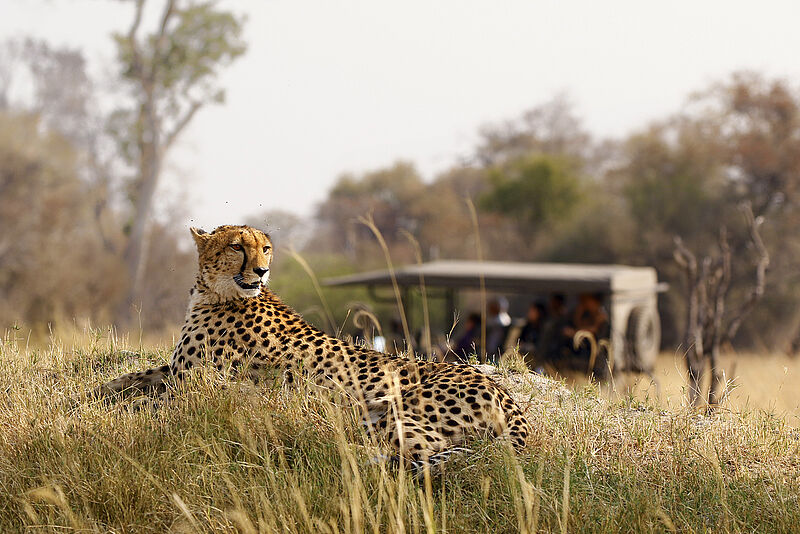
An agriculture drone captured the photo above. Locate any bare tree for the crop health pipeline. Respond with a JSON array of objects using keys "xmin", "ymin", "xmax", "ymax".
[
  {"xmin": 112, "ymin": 0, "xmax": 246, "ymax": 322},
  {"xmin": 673, "ymin": 202, "xmax": 769, "ymax": 409}
]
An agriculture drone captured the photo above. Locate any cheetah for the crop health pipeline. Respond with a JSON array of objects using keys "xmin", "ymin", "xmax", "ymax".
[{"xmin": 99, "ymin": 225, "xmax": 530, "ymax": 471}]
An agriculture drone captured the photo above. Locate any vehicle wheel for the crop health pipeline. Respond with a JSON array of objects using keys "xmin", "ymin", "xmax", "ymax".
[{"xmin": 626, "ymin": 306, "xmax": 660, "ymax": 372}]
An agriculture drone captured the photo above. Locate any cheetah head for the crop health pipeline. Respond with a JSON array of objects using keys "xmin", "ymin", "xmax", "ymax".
[{"xmin": 190, "ymin": 225, "xmax": 273, "ymax": 300}]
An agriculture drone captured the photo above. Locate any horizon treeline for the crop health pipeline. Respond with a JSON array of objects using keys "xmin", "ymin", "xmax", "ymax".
[
  {"xmin": 259, "ymin": 74, "xmax": 800, "ymax": 352},
  {"xmin": 2, "ymin": 32, "xmax": 800, "ymax": 351}
]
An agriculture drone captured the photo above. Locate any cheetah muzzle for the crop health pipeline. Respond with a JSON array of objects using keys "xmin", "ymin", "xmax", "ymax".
[{"xmin": 233, "ymin": 273, "xmax": 263, "ymax": 291}]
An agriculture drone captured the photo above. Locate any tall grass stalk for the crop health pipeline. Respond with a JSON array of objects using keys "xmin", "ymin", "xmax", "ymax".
[
  {"xmin": 286, "ymin": 246, "xmax": 338, "ymax": 334},
  {"xmin": 465, "ymin": 197, "xmax": 487, "ymax": 363},
  {"xmin": 400, "ymin": 229, "xmax": 432, "ymax": 357},
  {"xmin": 358, "ymin": 213, "xmax": 414, "ymax": 352},
  {"xmin": 560, "ymin": 454, "xmax": 571, "ymax": 534}
]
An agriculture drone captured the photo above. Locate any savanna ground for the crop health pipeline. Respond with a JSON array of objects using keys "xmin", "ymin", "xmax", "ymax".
[
  {"xmin": 568, "ymin": 351, "xmax": 800, "ymax": 425},
  {"xmin": 1, "ymin": 328, "xmax": 799, "ymax": 533}
]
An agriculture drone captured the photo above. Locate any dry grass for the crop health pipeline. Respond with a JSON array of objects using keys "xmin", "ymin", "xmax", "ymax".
[
  {"xmin": 561, "ymin": 352, "xmax": 800, "ymax": 425},
  {"xmin": 1, "ymin": 329, "xmax": 799, "ymax": 533}
]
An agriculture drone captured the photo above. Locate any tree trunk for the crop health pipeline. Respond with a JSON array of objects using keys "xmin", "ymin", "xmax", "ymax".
[
  {"xmin": 110, "ymin": 0, "xmax": 243, "ymax": 326},
  {"xmin": 687, "ymin": 358, "xmax": 704, "ymax": 408},
  {"xmin": 706, "ymin": 347, "xmax": 725, "ymax": 407},
  {"xmin": 706, "ymin": 229, "xmax": 730, "ymax": 408},
  {"xmin": 118, "ymin": 94, "xmax": 161, "ymax": 324},
  {"xmin": 674, "ymin": 237, "xmax": 705, "ymax": 409}
]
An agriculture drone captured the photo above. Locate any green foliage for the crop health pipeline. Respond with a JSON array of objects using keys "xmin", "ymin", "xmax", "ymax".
[
  {"xmin": 617, "ymin": 123, "xmax": 726, "ymax": 242},
  {"xmin": 317, "ymin": 162, "xmax": 426, "ymax": 256},
  {"xmin": 544, "ymin": 190, "xmax": 635, "ymax": 264},
  {"xmin": 110, "ymin": 1, "xmax": 247, "ymax": 166},
  {"xmin": 6, "ymin": 40, "xmax": 800, "ymax": 352},
  {"xmin": 269, "ymin": 254, "xmax": 380, "ymax": 334},
  {"xmin": 330, "ymin": 161, "xmax": 424, "ymax": 201},
  {"xmin": 113, "ymin": 1, "xmax": 246, "ymax": 90},
  {"xmin": 153, "ymin": 4, "xmax": 246, "ymax": 91},
  {"xmin": 480, "ymin": 155, "xmax": 584, "ymax": 231}
]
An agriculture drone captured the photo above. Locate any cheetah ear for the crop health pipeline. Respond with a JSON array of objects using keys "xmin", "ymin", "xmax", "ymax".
[{"xmin": 190, "ymin": 227, "xmax": 209, "ymax": 247}]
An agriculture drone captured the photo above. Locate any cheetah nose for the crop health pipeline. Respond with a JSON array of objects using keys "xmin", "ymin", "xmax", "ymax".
[{"xmin": 253, "ymin": 267, "xmax": 269, "ymax": 277}]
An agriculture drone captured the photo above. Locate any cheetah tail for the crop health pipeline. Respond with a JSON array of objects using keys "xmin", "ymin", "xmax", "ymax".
[{"xmin": 94, "ymin": 364, "xmax": 172, "ymax": 399}]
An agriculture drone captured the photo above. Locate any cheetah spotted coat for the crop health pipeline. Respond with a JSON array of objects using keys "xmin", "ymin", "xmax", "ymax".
[{"xmin": 100, "ymin": 225, "xmax": 530, "ymax": 465}]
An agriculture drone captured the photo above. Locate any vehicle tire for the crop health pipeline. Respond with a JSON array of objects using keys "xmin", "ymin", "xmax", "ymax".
[{"xmin": 626, "ymin": 306, "xmax": 660, "ymax": 372}]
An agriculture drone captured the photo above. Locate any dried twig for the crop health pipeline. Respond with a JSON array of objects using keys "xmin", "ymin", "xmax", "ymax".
[
  {"xmin": 674, "ymin": 236, "xmax": 705, "ymax": 407},
  {"xmin": 725, "ymin": 203, "xmax": 769, "ymax": 343},
  {"xmin": 673, "ymin": 201, "xmax": 769, "ymax": 410}
]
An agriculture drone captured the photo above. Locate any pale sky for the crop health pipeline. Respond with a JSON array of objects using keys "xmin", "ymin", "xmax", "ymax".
[{"xmin": 4, "ymin": 0, "xmax": 800, "ymax": 230}]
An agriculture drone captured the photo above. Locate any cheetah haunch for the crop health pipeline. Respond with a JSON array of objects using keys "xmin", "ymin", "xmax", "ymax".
[{"xmin": 99, "ymin": 225, "xmax": 530, "ymax": 471}]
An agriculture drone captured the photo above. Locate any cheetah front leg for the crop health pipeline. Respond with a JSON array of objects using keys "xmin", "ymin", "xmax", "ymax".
[
  {"xmin": 371, "ymin": 384, "xmax": 475, "ymax": 478},
  {"xmin": 374, "ymin": 412, "xmax": 463, "ymax": 477},
  {"xmin": 374, "ymin": 373, "xmax": 530, "ymax": 477}
]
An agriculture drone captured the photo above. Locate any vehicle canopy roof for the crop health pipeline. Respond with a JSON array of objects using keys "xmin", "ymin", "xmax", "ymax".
[{"xmin": 323, "ymin": 260, "xmax": 664, "ymax": 295}]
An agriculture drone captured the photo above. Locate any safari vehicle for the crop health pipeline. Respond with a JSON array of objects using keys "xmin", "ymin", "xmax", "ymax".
[{"xmin": 324, "ymin": 260, "xmax": 667, "ymax": 374}]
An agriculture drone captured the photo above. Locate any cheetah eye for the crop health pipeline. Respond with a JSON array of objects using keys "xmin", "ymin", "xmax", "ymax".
[
  {"xmin": 229, "ymin": 244, "xmax": 243, "ymax": 251},
  {"xmin": 263, "ymin": 246, "xmax": 271, "ymax": 253}
]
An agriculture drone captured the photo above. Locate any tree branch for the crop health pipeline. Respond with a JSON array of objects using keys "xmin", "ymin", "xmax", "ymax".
[
  {"xmin": 126, "ymin": 0, "xmax": 146, "ymax": 77},
  {"xmin": 673, "ymin": 236, "xmax": 696, "ymax": 272},
  {"xmin": 157, "ymin": 0, "xmax": 177, "ymax": 42},
  {"xmin": 0, "ymin": 237, "xmax": 10, "ymax": 263},
  {"xmin": 147, "ymin": 0, "xmax": 177, "ymax": 84},
  {"xmin": 707, "ymin": 226, "xmax": 731, "ymax": 407},
  {"xmin": 674, "ymin": 235, "xmax": 705, "ymax": 407},
  {"xmin": 725, "ymin": 202, "xmax": 770, "ymax": 342},
  {"xmin": 698, "ymin": 255, "xmax": 711, "ymax": 334},
  {"xmin": 162, "ymin": 100, "xmax": 203, "ymax": 152},
  {"xmin": 713, "ymin": 227, "xmax": 731, "ymax": 337}
]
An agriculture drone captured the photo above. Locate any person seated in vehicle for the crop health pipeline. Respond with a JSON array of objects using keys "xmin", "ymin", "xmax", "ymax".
[
  {"xmin": 451, "ymin": 312, "xmax": 482, "ymax": 361},
  {"xmin": 384, "ymin": 318, "xmax": 408, "ymax": 354},
  {"xmin": 538, "ymin": 293, "xmax": 571, "ymax": 362},
  {"xmin": 517, "ymin": 301, "xmax": 546, "ymax": 364},
  {"xmin": 486, "ymin": 297, "xmax": 512, "ymax": 362},
  {"xmin": 564, "ymin": 292, "xmax": 611, "ymax": 377}
]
